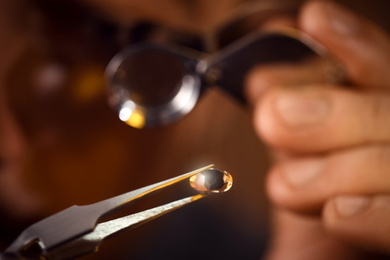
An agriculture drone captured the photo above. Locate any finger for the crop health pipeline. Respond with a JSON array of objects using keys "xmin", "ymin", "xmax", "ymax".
[
  {"xmin": 264, "ymin": 207, "xmax": 364, "ymax": 260},
  {"xmin": 254, "ymin": 85, "xmax": 390, "ymax": 153},
  {"xmin": 299, "ymin": 1, "xmax": 390, "ymax": 89},
  {"xmin": 245, "ymin": 58, "xmax": 335, "ymax": 106},
  {"xmin": 324, "ymin": 195, "xmax": 390, "ymax": 256},
  {"xmin": 266, "ymin": 144, "xmax": 390, "ymax": 213}
]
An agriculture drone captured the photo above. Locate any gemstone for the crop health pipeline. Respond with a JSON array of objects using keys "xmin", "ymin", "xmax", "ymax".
[{"xmin": 189, "ymin": 168, "xmax": 233, "ymax": 193}]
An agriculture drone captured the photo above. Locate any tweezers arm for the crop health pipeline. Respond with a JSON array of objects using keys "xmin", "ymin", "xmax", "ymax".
[
  {"xmin": 3, "ymin": 165, "xmax": 215, "ymax": 260},
  {"xmin": 46, "ymin": 194, "xmax": 207, "ymax": 260},
  {"xmin": 3, "ymin": 164, "xmax": 214, "ymax": 260}
]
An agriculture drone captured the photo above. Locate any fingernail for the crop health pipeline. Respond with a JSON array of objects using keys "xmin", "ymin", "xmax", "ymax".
[
  {"xmin": 334, "ymin": 196, "xmax": 370, "ymax": 217},
  {"xmin": 275, "ymin": 92, "xmax": 329, "ymax": 128},
  {"xmin": 282, "ymin": 158, "xmax": 324, "ymax": 187},
  {"xmin": 325, "ymin": 2, "xmax": 361, "ymax": 35}
]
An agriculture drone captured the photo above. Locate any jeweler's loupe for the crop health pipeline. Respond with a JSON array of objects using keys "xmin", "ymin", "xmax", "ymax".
[
  {"xmin": 105, "ymin": 1, "xmax": 345, "ymax": 129},
  {"xmin": 106, "ymin": 28, "xmax": 336, "ymax": 129}
]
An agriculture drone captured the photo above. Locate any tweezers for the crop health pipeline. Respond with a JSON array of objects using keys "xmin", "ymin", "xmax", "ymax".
[{"xmin": 2, "ymin": 164, "xmax": 217, "ymax": 260}]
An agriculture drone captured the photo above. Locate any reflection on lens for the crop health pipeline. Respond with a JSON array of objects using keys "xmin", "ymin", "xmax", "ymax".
[
  {"xmin": 118, "ymin": 100, "xmax": 146, "ymax": 129},
  {"xmin": 106, "ymin": 45, "xmax": 201, "ymax": 128}
]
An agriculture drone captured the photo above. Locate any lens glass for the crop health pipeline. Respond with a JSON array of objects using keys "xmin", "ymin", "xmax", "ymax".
[{"xmin": 114, "ymin": 49, "xmax": 186, "ymax": 107}]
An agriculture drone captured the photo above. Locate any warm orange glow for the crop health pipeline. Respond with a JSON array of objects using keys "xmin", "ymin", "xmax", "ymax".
[{"xmin": 125, "ymin": 110, "xmax": 146, "ymax": 129}]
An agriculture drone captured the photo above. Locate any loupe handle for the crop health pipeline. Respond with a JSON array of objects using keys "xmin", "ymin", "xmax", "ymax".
[{"xmin": 199, "ymin": 30, "xmax": 335, "ymax": 103}]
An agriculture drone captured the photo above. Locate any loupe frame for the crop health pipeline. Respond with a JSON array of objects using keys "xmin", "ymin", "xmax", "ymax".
[{"xmin": 106, "ymin": 44, "xmax": 204, "ymax": 128}]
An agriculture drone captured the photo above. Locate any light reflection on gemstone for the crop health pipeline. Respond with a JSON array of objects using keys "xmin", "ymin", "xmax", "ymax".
[{"xmin": 189, "ymin": 168, "xmax": 233, "ymax": 193}]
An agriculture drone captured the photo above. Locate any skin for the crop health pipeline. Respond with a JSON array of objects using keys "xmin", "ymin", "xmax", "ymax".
[{"xmin": 245, "ymin": 1, "xmax": 390, "ymax": 259}]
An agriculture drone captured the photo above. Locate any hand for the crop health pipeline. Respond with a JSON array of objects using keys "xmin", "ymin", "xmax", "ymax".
[{"xmin": 246, "ymin": 1, "xmax": 390, "ymax": 259}]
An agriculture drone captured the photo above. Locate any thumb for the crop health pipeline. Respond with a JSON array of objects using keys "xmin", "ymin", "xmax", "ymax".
[{"xmin": 299, "ymin": 1, "xmax": 390, "ymax": 89}]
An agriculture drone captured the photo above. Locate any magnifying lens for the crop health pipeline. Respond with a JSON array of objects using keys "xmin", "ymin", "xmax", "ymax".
[
  {"xmin": 106, "ymin": 45, "xmax": 203, "ymax": 128},
  {"xmin": 105, "ymin": 4, "xmax": 342, "ymax": 129}
]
